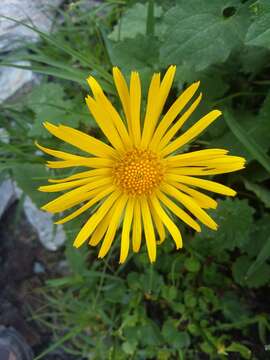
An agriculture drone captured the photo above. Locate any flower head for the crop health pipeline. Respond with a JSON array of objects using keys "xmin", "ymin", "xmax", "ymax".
[{"xmin": 37, "ymin": 66, "xmax": 245, "ymax": 263}]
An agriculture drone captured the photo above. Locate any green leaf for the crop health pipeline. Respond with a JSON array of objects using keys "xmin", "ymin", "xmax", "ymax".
[
  {"xmin": 244, "ymin": 215, "xmax": 270, "ymax": 258},
  {"xmin": 198, "ymin": 199, "xmax": 254, "ymax": 251},
  {"xmin": 244, "ymin": 179, "xmax": 270, "ymax": 208},
  {"xmin": 162, "ymin": 320, "xmax": 191, "ymax": 348},
  {"xmin": 232, "ymin": 255, "xmax": 270, "ymax": 288},
  {"xmin": 106, "ymin": 35, "xmax": 160, "ymax": 73},
  {"xmin": 246, "ymin": 236, "xmax": 270, "ymax": 279},
  {"xmin": 27, "ymin": 83, "xmax": 80, "ymax": 137},
  {"xmin": 226, "ymin": 342, "xmax": 251, "ymax": 359},
  {"xmin": 212, "ymin": 110, "xmax": 270, "ymax": 163},
  {"xmin": 184, "ymin": 257, "xmax": 201, "ymax": 272},
  {"xmin": 12, "ymin": 163, "xmax": 53, "ymax": 207},
  {"xmin": 108, "ymin": 3, "xmax": 164, "ymax": 41},
  {"xmin": 224, "ymin": 110, "xmax": 270, "ymax": 172},
  {"xmin": 245, "ymin": 0, "xmax": 270, "ymax": 49},
  {"xmin": 160, "ymin": 0, "xmax": 250, "ymax": 70}
]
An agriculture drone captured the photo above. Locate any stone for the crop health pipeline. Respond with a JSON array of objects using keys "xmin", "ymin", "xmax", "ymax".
[
  {"xmin": 0, "ymin": 61, "xmax": 36, "ymax": 103},
  {"xmin": 0, "ymin": 0, "xmax": 62, "ymax": 52},
  {"xmin": 23, "ymin": 196, "xmax": 66, "ymax": 251},
  {"xmin": 0, "ymin": 179, "xmax": 16, "ymax": 218}
]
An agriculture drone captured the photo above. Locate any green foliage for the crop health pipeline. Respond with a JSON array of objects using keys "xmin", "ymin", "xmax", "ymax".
[
  {"xmin": 1, "ymin": 0, "xmax": 270, "ymax": 359},
  {"xmin": 197, "ymin": 198, "xmax": 255, "ymax": 251},
  {"xmin": 160, "ymin": 0, "xmax": 250, "ymax": 70}
]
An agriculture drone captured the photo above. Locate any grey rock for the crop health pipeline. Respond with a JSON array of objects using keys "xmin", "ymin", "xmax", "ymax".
[
  {"xmin": 0, "ymin": 179, "xmax": 16, "ymax": 218},
  {"xmin": 33, "ymin": 261, "xmax": 46, "ymax": 274},
  {"xmin": 23, "ymin": 195, "xmax": 66, "ymax": 251},
  {"xmin": 0, "ymin": 61, "xmax": 36, "ymax": 103},
  {"xmin": 0, "ymin": 0, "xmax": 62, "ymax": 52}
]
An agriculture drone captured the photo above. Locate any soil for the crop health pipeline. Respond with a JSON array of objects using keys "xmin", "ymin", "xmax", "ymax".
[{"xmin": 0, "ymin": 202, "xmax": 75, "ymax": 360}]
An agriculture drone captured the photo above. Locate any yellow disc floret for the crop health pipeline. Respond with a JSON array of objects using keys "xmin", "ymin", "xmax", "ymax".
[{"xmin": 113, "ymin": 149, "xmax": 164, "ymax": 195}]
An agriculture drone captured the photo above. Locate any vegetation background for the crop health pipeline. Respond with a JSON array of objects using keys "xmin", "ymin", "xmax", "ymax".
[{"xmin": 1, "ymin": 0, "xmax": 270, "ymax": 359}]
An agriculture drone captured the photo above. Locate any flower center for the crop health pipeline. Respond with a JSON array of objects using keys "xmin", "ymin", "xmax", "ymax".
[{"xmin": 113, "ymin": 149, "xmax": 164, "ymax": 195}]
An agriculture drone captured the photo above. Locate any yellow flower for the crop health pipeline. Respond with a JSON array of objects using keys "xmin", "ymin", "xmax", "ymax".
[{"xmin": 37, "ymin": 66, "xmax": 245, "ymax": 263}]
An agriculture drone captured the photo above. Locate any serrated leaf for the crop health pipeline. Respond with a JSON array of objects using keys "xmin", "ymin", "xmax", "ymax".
[
  {"xmin": 232, "ymin": 255, "xmax": 270, "ymax": 288},
  {"xmin": 160, "ymin": 0, "xmax": 250, "ymax": 71},
  {"xmin": 245, "ymin": 0, "xmax": 270, "ymax": 49},
  {"xmin": 198, "ymin": 199, "xmax": 254, "ymax": 251},
  {"xmin": 108, "ymin": 3, "xmax": 164, "ymax": 41},
  {"xmin": 107, "ymin": 35, "xmax": 160, "ymax": 72},
  {"xmin": 27, "ymin": 83, "xmax": 80, "ymax": 137}
]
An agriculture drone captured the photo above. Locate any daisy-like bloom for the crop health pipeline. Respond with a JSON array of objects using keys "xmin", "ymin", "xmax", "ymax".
[{"xmin": 37, "ymin": 66, "xmax": 245, "ymax": 263}]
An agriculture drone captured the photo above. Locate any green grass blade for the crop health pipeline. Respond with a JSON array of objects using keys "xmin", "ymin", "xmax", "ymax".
[
  {"xmin": 0, "ymin": 15, "xmax": 112, "ymax": 83},
  {"xmin": 224, "ymin": 110, "xmax": 270, "ymax": 173}
]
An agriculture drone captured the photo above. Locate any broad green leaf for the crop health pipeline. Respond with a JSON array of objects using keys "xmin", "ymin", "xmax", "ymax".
[
  {"xmin": 232, "ymin": 255, "xmax": 270, "ymax": 288},
  {"xmin": 106, "ymin": 35, "xmax": 160, "ymax": 72},
  {"xmin": 12, "ymin": 163, "xmax": 53, "ymax": 207},
  {"xmin": 244, "ymin": 179, "xmax": 270, "ymax": 208},
  {"xmin": 197, "ymin": 199, "xmax": 254, "ymax": 251},
  {"xmin": 244, "ymin": 215, "xmax": 270, "ymax": 258},
  {"xmin": 224, "ymin": 110, "xmax": 270, "ymax": 172},
  {"xmin": 27, "ymin": 83, "xmax": 80, "ymax": 137},
  {"xmin": 246, "ymin": 236, "xmax": 270, "ymax": 279},
  {"xmin": 162, "ymin": 320, "xmax": 191, "ymax": 348},
  {"xmin": 108, "ymin": 3, "xmax": 164, "ymax": 41},
  {"xmin": 160, "ymin": 0, "xmax": 250, "ymax": 70},
  {"xmin": 245, "ymin": 0, "xmax": 270, "ymax": 49},
  {"xmin": 106, "ymin": 35, "xmax": 160, "ymax": 94}
]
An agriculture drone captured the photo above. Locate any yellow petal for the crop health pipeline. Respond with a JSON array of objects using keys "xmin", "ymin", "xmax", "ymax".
[
  {"xmin": 161, "ymin": 183, "xmax": 218, "ymax": 230},
  {"xmin": 55, "ymin": 185, "xmax": 115, "ymax": 225},
  {"xmin": 36, "ymin": 141, "xmax": 79, "ymax": 160},
  {"xmin": 112, "ymin": 67, "xmax": 132, "ymax": 133},
  {"xmin": 42, "ymin": 177, "xmax": 113, "ymax": 213},
  {"xmin": 167, "ymin": 164, "xmax": 245, "ymax": 176},
  {"xmin": 48, "ymin": 168, "xmax": 111, "ymax": 183},
  {"xmin": 141, "ymin": 66, "xmax": 176, "ymax": 147},
  {"xmin": 140, "ymin": 197, "xmax": 156, "ymax": 263},
  {"xmin": 42, "ymin": 122, "xmax": 116, "ymax": 158},
  {"xmin": 149, "ymin": 194, "xmax": 182, "ymax": 249},
  {"xmin": 149, "ymin": 201, "xmax": 166, "ymax": 244},
  {"xmin": 119, "ymin": 197, "xmax": 135, "ymax": 263},
  {"xmin": 130, "ymin": 71, "xmax": 141, "ymax": 146},
  {"xmin": 161, "ymin": 110, "xmax": 222, "ymax": 157},
  {"xmin": 150, "ymin": 81, "xmax": 200, "ymax": 151},
  {"xmin": 46, "ymin": 157, "xmax": 113, "ymax": 169},
  {"xmin": 157, "ymin": 93, "xmax": 202, "ymax": 151},
  {"xmin": 132, "ymin": 199, "xmax": 142, "ymax": 253},
  {"xmin": 85, "ymin": 95, "xmax": 124, "ymax": 151},
  {"xmin": 73, "ymin": 190, "xmax": 121, "ymax": 248},
  {"xmin": 167, "ymin": 149, "xmax": 229, "ymax": 166},
  {"xmin": 98, "ymin": 195, "xmax": 128, "ymax": 258},
  {"xmin": 87, "ymin": 76, "xmax": 131, "ymax": 147},
  {"xmin": 140, "ymin": 73, "xmax": 161, "ymax": 147},
  {"xmin": 89, "ymin": 207, "xmax": 115, "ymax": 246},
  {"xmin": 172, "ymin": 183, "xmax": 217, "ymax": 209},
  {"xmin": 39, "ymin": 177, "xmax": 92, "ymax": 193},
  {"xmin": 156, "ymin": 190, "xmax": 201, "ymax": 232},
  {"xmin": 168, "ymin": 175, "xmax": 236, "ymax": 196}
]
